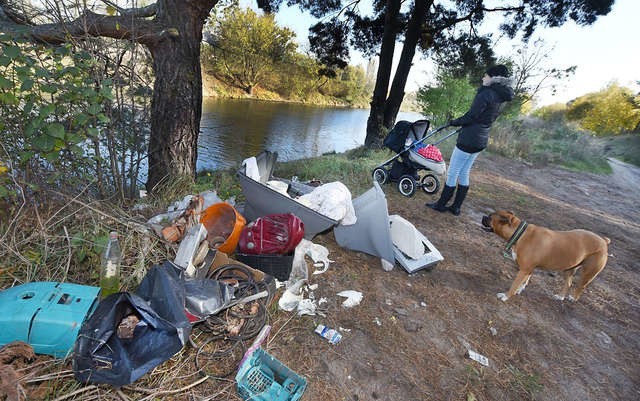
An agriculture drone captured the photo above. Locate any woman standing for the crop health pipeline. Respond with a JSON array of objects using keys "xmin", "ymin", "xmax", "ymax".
[{"xmin": 427, "ymin": 65, "xmax": 514, "ymax": 215}]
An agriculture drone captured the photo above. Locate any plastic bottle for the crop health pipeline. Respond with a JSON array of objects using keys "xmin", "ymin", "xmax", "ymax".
[
  {"xmin": 100, "ymin": 231, "xmax": 122, "ymax": 299},
  {"xmin": 314, "ymin": 324, "xmax": 342, "ymax": 345}
]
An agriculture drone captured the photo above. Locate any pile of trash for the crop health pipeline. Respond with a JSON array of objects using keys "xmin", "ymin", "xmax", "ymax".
[{"xmin": 0, "ymin": 150, "xmax": 444, "ymax": 401}]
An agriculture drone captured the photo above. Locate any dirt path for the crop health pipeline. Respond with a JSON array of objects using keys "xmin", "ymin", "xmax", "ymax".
[
  {"xmin": 608, "ymin": 157, "xmax": 640, "ymax": 200},
  {"xmin": 273, "ymin": 153, "xmax": 640, "ymax": 401}
]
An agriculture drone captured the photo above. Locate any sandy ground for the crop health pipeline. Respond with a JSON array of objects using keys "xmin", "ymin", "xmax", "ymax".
[{"xmin": 270, "ymin": 153, "xmax": 640, "ymax": 401}]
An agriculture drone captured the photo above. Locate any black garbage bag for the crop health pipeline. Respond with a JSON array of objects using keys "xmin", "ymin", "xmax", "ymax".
[
  {"xmin": 73, "ymin": 262, "xmax": 192, "ymax": 387},
  {"xmin": 72, "ymin": 292, "xmax": 188, "ymax": 387},
  {"xmin": 134, "ymin": 261, "xmax": 192, "ymax": 344}
]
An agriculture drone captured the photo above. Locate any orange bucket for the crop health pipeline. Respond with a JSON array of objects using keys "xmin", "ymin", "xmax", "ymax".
[{"xmin": 200, "ymin": 202, "xmax": 246, "ymax": 254}]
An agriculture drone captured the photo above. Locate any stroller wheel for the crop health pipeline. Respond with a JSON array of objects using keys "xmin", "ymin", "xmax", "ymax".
[
  {"xmin": 421, "ymin": 174, "xmax": 440, "ymax": 194},
  {"xmin": 372, "ymin": 167, "xmax": 388, "ymax": 185},
  {"xmin": 398, "ymin": 175, "xmax": 416, "ymax": 197}
]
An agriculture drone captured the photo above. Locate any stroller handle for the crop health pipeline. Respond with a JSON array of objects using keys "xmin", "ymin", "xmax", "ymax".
[
  {"xmin": 412, "ymin": 124, "xmax": 460, "ymax": 147},
  {"xmin": 431, "ymin": 127, "xmax": 461, "ymax": 146}
]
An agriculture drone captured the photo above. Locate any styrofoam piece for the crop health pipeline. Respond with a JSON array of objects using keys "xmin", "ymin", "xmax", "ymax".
[
  {"xmin": 392, "ymin": 227, "xmax": 443, "ymax": 273},
  {"xmin": 174, "ymin": 223, "xmax": 208, "ymax": 277},
  {"xmin": 266, "ymin": 180, "xmax": 290, "ymax": 197},
  {"xmin": 389, "ymin": 215, "xmax": 424, "ymax": 260},
  {"xmin": 467, "ymin": 349, "xmax": 490, "ymax": 366}
]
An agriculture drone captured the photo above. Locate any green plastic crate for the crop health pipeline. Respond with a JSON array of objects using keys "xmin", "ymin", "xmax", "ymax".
[{"xmin": 236, "ymin": 348, "xmax": 306, "ymax": 401}]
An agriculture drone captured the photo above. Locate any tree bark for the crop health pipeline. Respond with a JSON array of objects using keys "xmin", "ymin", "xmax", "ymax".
[
  {"xmin": 383, "ymin": 0, "xmax": 431, "ymax": 129},
  {"xmin": 145, "ymin": 1, "xmax": 214, "ymax": 190},
  {"xmin": 364, "ymin": 0, "xmax": 401, "ymax": 148}
]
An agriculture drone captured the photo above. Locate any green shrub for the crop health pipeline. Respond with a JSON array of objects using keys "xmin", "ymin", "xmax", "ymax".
[{"xmin": 0, "ymin": 38, "xmax": 113, "ymax": 199}]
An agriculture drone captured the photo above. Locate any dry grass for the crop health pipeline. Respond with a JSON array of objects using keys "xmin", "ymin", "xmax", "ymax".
[
  {"xmin": 0, "ymin": 190, "xmax": 216, "ymax": 400},
  {"xmin": 0, "ymin": 188, "xmax": 309, "ymax": 401},
  {"xmin": 0, "ymin": 191, "xmax": 170, "ymax": 291}
]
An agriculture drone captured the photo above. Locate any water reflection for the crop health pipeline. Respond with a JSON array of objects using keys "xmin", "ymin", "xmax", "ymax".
[{"xmin": 198, "ymin": 97, "xmax": 424, "ymax": 171}]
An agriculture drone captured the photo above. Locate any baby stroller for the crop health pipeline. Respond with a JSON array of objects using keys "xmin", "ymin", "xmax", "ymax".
[{"xmin": 372, "ymin": 119, "xmax": 460, "ymax": 197}]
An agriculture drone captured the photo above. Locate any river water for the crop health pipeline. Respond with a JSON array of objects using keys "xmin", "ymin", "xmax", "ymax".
[{"xmin": 197, "ymin": 97, "xmax": 424, "ymax": 171}]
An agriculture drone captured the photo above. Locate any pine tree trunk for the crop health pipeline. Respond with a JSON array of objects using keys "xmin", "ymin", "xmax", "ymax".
[
  {"xmin": 145, "ymin": 1, "xmax": 213, "ymax": 191},
  {"xmin": 383, "ymin": 0, "xmax": 430, "ymax": 129},
  {"xmin": 364, "ymin": 0, "xmax": 401, "ymax": 148}
]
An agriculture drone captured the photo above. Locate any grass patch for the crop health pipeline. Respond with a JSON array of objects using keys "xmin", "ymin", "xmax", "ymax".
[
  {"xmin": 507, "ymin": 364, "xmax": 544, "ymax": 399},
  {"xmin": 271, "ymin": 147, "xmax": 391, "ymax": 196},
  {"xmin": 195, "ymin": 168, "xmax": 244, "ymax": 201},
  {"xmin": 488, "ymin": 118, "xmax": 615, "ymax": 174}
]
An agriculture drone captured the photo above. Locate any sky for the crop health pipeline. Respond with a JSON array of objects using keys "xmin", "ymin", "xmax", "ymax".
[{"xmin": 244, "ymin": 0, "xmax": 639, "ymax": 107}]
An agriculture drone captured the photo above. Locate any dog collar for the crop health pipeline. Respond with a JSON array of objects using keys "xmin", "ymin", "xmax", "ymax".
[{"xmin": 503, "ymin": 221, "xmax": 528, "ymax": 258}]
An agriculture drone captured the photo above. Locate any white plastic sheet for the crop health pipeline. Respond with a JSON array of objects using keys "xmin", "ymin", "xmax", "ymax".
[
  {"xmin": 337, "ymin": 290, "xmax": 363, "ymax": 308},
  {"xmin": 296, "ymin": 182, "xmax": 357, "ymax": 225}
]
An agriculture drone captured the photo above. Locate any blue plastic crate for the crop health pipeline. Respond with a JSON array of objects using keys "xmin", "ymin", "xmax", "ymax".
[
  {"xmin": 0, "ymin": 282, "xmax": 100, "ymax": 358},
  {"xmin": 236, "ymin": 348, "xmax": 306, "ymax": 401}
]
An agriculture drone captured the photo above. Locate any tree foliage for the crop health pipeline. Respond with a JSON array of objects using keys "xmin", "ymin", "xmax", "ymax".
[
  {"xmin": 0, "ymin": 22, "xmax": 153, "ymax": 201},
  {"xmin": 565, "ymin": 83, "xmax": 640, "ymax": 135},
  {"xmin": 505, "ymin": 40, "xmax": 577, "ymax": 110},
  {"xmin": 416, "ymin": 73, "xmax": 475, "ymax": 126},
  {"xmin": 205, "ymin": 7, "xmax": 297, "ymax": 94},
  {"xmin": 261, "ymin": 0, "xmax": 614, "ymax": 77},
  {"xmin": 258, "ymin": 0, "xmax": 615, "ymax": 147},
  {"xmin": 202, "ymin": 6, "xmax": 370, "ymax": 105},
  {"xmin": 0, "ymin": 38, "xmax": 112, "ymax": 198}
]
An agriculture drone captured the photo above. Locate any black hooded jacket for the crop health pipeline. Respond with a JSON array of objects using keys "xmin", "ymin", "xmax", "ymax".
[{"xmin": 449, "ymin": 77, "xmax": 514, "ymax": 153}]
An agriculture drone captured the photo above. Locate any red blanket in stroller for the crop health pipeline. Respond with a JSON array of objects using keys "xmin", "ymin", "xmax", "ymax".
[{"xmin": 415, "ymin": 144, "xmax": 443, "ymax": 162}]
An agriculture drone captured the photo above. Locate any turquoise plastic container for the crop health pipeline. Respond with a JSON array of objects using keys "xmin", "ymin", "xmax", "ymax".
[
  {"xmin": 236, "ymin": 347, "xmax": 307, "ymax": 401},
  {"xmin": 0, "ymin": 282, "xmax": 100, "ymax": 358}
]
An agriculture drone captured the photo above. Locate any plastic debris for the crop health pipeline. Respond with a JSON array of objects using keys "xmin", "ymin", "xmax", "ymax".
[
  {"xmin": 315, "ymin": 325, "xmax": 342, "ymax": 345},
  {"xmin": 239, "ymin": 325, "xmax": 271, "ymax": 367},
  {"xmin": 381, "ymin": 258, "xmax": 394, "ymax": 272},
  {"xmin": 467, "ymin": 349, "xmax": 489, "ymax": 366},
  {"xmin": 296, "ymin": 182, "xmax": 357, "ymax": 225},
  {"xmin": 337, "ymin": 290, "xmax": 363, "ymax": 308},
  {"xmin": 297, "ymin": 299, "xmax": 317, "ymax": 316},
  {"xmin": 173, "ymin": 224, "xmax": 208, "ymax": 277},
  {"xmin": 278, "ymin": 287, "xmax": 303, "ymax": 312}
]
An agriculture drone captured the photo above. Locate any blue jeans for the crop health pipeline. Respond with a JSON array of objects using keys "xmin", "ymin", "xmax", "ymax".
[{"xmin": 445, "ymin": 146, "xmax": 480, "ymax": 187}]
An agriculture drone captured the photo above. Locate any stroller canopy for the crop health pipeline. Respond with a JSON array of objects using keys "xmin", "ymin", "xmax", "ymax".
[{"xmin": 383, "ymin": 120, "xmax": 430, "ymax": 153}]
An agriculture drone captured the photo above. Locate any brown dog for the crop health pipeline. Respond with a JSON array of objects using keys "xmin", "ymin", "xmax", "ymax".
[{"xmin": 481, "ymin": 210, "xmax": 610, "ymax": 302}]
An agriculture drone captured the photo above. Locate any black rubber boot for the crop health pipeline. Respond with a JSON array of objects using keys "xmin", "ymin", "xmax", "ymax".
[
  {"xmin": 426, "ymin": 185, "xmax": 455, "ymax": 212},
  {"xmin": 448, "ymin": 185, "xmax": 469, "ymax": 216}
]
